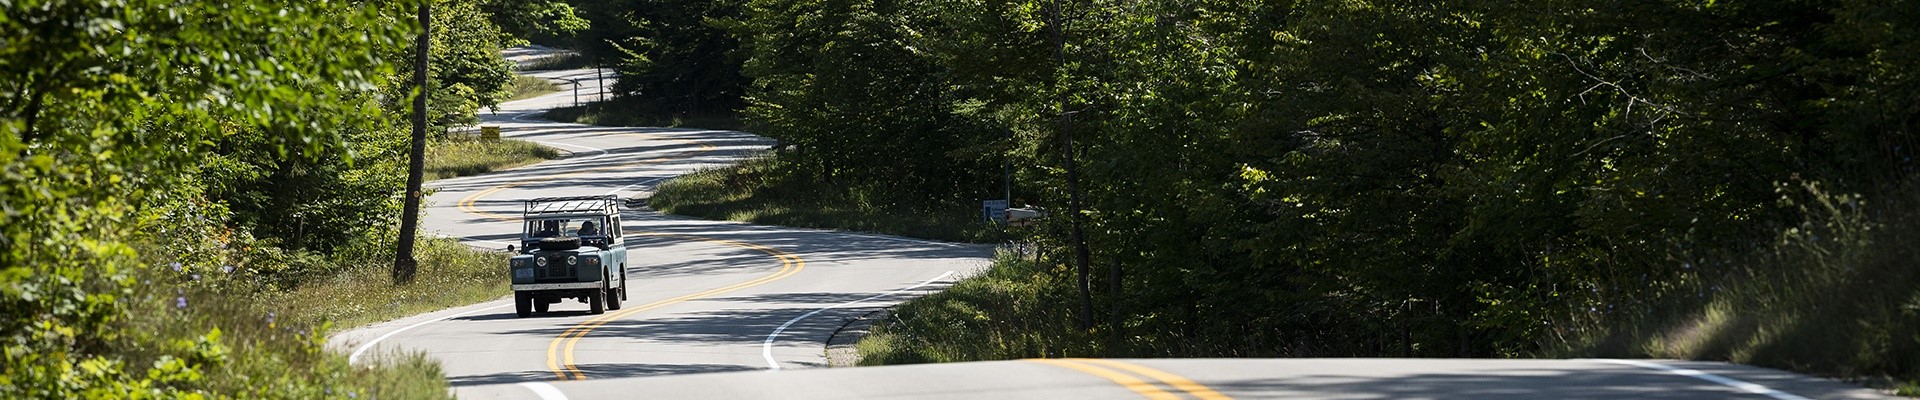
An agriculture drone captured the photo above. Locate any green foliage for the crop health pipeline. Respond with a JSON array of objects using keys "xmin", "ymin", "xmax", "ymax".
[
  {"xmin": 651, "ymin": 152, "xmax": 1004, "ymax": 243},
  {"xmin": 701, "ymin": 0, "xmax": 1920, "ymax": 385},
  {"xmin": 564, "ymin": 0, "xmax": 750, "ymax": 116},
  {"xmin": 1, "ymin": 0, "xmax": 549, "ymax": 397},
  {"xmin": 2, "ymin": 0, "xmax": 413, "ymax": 396}
]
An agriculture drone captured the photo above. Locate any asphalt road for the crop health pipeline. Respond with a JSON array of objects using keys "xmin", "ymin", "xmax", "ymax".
[
  {"xmin": 328, "ymin": 58, "xmax": 1899, "ymax": 400},
  {"xmin": 326, "ymin": 66, "xmax": 992, "ymax": 398}
]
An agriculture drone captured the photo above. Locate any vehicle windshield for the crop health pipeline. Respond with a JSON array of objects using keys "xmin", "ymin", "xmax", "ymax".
[{"xmin": 523, "ymin": 216, "xmax": 609, "ymax": 238}]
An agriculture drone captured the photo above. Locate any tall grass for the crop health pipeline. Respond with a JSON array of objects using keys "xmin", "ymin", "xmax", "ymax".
[
  {"xmin": 1557, "ymin": 181, "xmax": 1920, "ymax": 394},
  {"xmin": 425, "ymin": 138, "xmax": 559, "ymax": 181},
  {"xmin": 504, "ymin": 75, "xmax": 560, "ymax": 102},
  {"xmin": 104, "ymin": 236, "xmax": 505, "ymax": 398},
  {"xmin": 857, "ymin": 249, "xmax": 1095, "ymax": 365},
  {"xmin": 651, "ymin": 153, "xmax": 1005, "ymax": 243},
  {"xmin": 856, "ymin": 181, "xmax": 1920, "ymax": 394}
]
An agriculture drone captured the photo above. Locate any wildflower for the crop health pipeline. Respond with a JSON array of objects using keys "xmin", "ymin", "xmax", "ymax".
[
  {"xmin": 190, "ymin": 273, "xmax": 201, "ymax": 281},
  {"xmin": 171, "ymin": 262, "xmax": 182, "ymax": 272},
  {"xmin": 222, "ymin": 265, "xmax": 234, "ymax": 273},
  {"xmin": 176, "ymin": 296, "xmax": 187, "ymax": 309}
]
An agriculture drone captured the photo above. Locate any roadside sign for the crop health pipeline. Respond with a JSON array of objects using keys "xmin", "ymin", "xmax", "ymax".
[
  {"xmin": 481, "ymin": 126, "xmax": 501, "ymax": 141},
  {"xmin": 982, "ymin": 199, "xmax": 1009, "ymax": 225}
]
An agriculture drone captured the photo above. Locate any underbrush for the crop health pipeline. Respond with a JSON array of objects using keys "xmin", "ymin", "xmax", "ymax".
[
  {"xmin": 1556, "ymin": 181, "xmax": 1920, "ymax": 394},
  {"xmin": 857, "ymin": 250, "xmax": 1093, "ymax": 365},
  {"xmin": 857, "ymin": 181, "xmax": 1920, "ymax": 394},
  {"xmin": 650, "ymin": 153, "xmax": 1005, "ymax": 243},
  {"xmin": 4, "ymin": 230, "xmax": 502, "ymax": 398},
  {"xmin": 425, "ymin": 137, "xmax": 559, "ymax": 181}
]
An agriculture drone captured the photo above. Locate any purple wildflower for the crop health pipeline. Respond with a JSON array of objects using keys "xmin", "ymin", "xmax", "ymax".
[
  {"xmin": 190, "ymin": 273, "xmax": 200, "ymax": 281},
  {"xmin": 175, "ymin": 296, "xmax": 187, "ymax": 309},
  {"xmin": 170, "ymin": 262, "xmax": 182, "ymax": 272}
]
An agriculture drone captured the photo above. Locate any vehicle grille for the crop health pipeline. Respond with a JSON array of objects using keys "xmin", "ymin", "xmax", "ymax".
[{"xmin": 536, "ymin": 255, "xmax": 573, "ymax": 281}]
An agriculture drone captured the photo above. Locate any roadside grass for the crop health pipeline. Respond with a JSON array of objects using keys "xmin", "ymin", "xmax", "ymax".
[
  {"xmin": 113, "ymin": 236, "xmax": 504, "ymax": 398},
  {"xmin": 855, "ymin": 181, "xmax": 1920, "ymax": 395},
  {"xmin": 505, "ymin": 75, "xmax": 560, "ymax": 102},
  {"xmin": 856, "ymin": 249, "xmax": 1094, "ymax": 365},
  {"xmin": 425, "ymin": 137, "xmax": 560, "ymax": 181},
  {"xmin": 543, "ymin": 98, "xmax": 746, "ymax": 131},
  {"xmin": 650, "ymin": 153, "xmax": 1005, "ymax": 243},
  {"xmin": 1553, "ymin": 182, "xmax": 1920, "ymax": 395}
]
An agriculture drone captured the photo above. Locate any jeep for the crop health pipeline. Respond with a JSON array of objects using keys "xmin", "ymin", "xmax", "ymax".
[{"xmin": 509, "ymin": 195, "xmax": 629, "ymax": 317}]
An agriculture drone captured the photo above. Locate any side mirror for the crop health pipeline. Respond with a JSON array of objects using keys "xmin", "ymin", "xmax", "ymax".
[{"xmin": 506, "ymin": 244, "xmax": 516, "ymax": 253}]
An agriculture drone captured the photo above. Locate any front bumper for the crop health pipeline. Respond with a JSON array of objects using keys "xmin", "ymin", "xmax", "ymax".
[{"xmin": 512, "ymin": 282, "xmax": 601, "ymax": 291}]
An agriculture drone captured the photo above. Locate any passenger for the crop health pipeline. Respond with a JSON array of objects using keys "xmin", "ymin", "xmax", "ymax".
[{"xmin": 577, "ymin": 220, "xmax": 600, "ymax": 236}]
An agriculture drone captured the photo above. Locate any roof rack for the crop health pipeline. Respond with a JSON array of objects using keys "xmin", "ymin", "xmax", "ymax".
[{"xmin": 522, "ymin": 195, "xmax": 620, "ymax": 216}]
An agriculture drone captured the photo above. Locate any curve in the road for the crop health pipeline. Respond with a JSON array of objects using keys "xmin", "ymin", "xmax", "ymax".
[{"xmin": 547, "ymin": 232, "xmax": 807, "ymax": 381}]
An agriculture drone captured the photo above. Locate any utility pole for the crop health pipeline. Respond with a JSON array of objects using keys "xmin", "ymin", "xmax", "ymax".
[
  {"xmin": 393, "ymin": 2, "xmax": 430, "ymax": 284},
  {"xmin": 1052, "ymin": 0, "xmax": 1092, "ymax": 332}
]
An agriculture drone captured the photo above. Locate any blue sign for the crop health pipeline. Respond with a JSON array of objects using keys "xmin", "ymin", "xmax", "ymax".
[{"xmin": 982, "ymin": 199, "xmax": 1009, "ymax": 225}]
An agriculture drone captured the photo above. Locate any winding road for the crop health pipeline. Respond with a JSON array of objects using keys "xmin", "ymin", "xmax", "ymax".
[{"xmin": 328, "ymin": 56, "xmax": 1899, "ymax": 399}]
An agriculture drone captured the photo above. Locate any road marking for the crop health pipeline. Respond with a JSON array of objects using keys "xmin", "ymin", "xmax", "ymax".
[
  {"xmin": 527, "ymin": 139, "xmax": 608, "ymax": 157},
  {"xmin": 605, "ymin": 176, "xmax": 670, "ymax": 196},
  {"xmin": 1070, "ymin": 359, "xmax": 1233, "ymax": 400},
  {"xmin": 518, "ymin": 382, "xmax": 569, "ymax": 400},
  {"xmin": 512, "ymin": 112, "xmax": 544, "ymax": 122},
  {"xmin": 841, "ymin": 233, "xmax": 965, "ymax": 248},
  {"xmin": 1028, "ymin": 359, "xmax": 1182, "ymax": 400},
  {"xmin": 546, "ymin": 233, "xmax": 806, "ymax": 380},
  {"xmin": 761, "ymin": 271, "xmax": 955, "ymax": 370},
  {"xmin": 1594, "ymin": 359, "xmax": 1812, "ymax": 400},
  {"xmin": 453, "ymin": 132, "xmax": 722, "ymax": 220},
  {"xmin": 347, "ymin": 303, "xmax": 511, "ymax": 364}
]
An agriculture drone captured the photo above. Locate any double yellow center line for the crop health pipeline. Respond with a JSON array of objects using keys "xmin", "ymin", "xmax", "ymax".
[
  {"xmin": 1027, "ymin": 358, "xmax": 1232, "ymax": 400},
  {"xmin": 546, "ymin": 233, "xmax": 805, "ymax": 380},
  {"xmin": 450, "ymin": 129, "xmax": 798, "ymax": 380}
]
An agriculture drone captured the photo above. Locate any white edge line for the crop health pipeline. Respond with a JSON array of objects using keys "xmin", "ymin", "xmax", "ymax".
[
  {"xmin": 1592, "ymin": 359, "xmax": 1813, "ymax": 400},
  {"xmin": 347, "ymin": 303, "xmax": 512, "ymax": 364},
  {"xmin": 605, "ymin": 176, "xmax": 671, "ymax": 196},
  {"xmin": 518, "ymin": 382, "xmax": 570, "ymax": 400},
  {"xmin": 527, "ymin": 139, "xmax": 608, "ymax": 157},
  {"xmin": 760, "ymin": 271, "xmax": 957, "ymax": 370},
  {"xmin": 842, "ymin": 233, "xmax": 963, "ymax": 248}
]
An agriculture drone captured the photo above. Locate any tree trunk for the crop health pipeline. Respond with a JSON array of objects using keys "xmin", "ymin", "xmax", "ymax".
[{"xmin": 393, "ymin": 2, "xmax": 430, "ymax": 284}]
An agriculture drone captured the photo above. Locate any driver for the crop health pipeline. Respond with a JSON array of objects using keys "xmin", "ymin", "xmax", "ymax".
[{"xmin": 577, "ymin": 220, "xmax": 600, "ymax": 236}]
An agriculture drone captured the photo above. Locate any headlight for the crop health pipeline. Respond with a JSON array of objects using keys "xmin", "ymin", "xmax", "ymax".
[
  {"xmin": 566, "ymin": 256, "xmax": 578, "ymax": 266},
  {"xmin": 535, "ymin": 257, "xmax": 548, "ymax": 267},
  {"xmin": 511, "ymin": 259, "xmax": 523, "ymax": 267}
]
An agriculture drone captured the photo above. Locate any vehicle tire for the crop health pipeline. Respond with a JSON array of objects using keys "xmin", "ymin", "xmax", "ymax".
[
  {"xmin": 514, "ymin": 291, "xmax": 532, "ymax": 318},
  {"xmin": 534, "ymin": 298, "xmax": 550, "ymax": 313},
  {"xmin": 605, "ymin": 280, "xmax": 623, "ymax": 310},
  {"xmin": 536, "ymin": 236, "xmax": 582, "ymax": 251},
  {"xmin": 588, "ymin": 287, "xmax": 606, "ymax": 315},
  {"xmin": 619, "ymin": 269, "xmax": 629, "ymax": 301}
]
